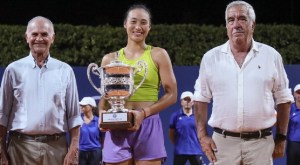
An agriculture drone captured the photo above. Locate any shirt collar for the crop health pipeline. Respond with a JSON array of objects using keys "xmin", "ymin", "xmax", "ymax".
[
  {"xmin": 81, "ymin": 113, "xmax": 97, "ymax": 122},
  {"xmin": 179, "ymin": 108, "xmax": 194, "ymax": 115},
  {"xmin": 29, "ymin": 53, "xmax": 51, "ymax": 68},
  {"xmin": 292, "ymin": 102, "xmax": 300, "ymax": 111},
  {"xmin": 179, "ymin": 108, "xmax": 185, "ymax": 115},
  {"xmin": 221, "ymin": 39, "xmax": 259, "ymax": 56}
]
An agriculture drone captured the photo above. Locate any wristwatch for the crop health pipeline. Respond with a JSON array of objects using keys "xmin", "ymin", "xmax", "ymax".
[{"xmin": 276, "ymin": 133, "xmax": 287, "ymax": 140}]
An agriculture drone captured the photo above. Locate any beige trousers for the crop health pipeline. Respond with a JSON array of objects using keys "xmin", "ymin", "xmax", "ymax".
[
  {"xmin": 7, "ymin": 135, "xmax": 68, "ymax": 165},
  {"xmin": 212, "ymin": 132, "xmax": 274, "ymax": 165}
]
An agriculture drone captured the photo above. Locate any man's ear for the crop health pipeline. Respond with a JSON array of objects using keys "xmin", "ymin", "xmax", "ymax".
[
  {"xmin": 51, "ymin": 33, "xmax": 55, "ymax": 44},
  {"xmin": 24, "ymin": 33, "xmax": 29, "ymax": 43},
  {"xmin": 252, "ymin": 22, "xmax": 256, "ymax": 31}
]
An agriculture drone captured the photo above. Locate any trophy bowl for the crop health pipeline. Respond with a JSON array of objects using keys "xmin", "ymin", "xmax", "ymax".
[{"xmin": 87, "ymin": 56, "xmax": 147, "ymax": 130}]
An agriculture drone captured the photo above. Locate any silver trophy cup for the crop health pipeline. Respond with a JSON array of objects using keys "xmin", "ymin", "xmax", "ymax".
[{"xmin": 87, "ymin": 55, "xmax": 147, "ymax": 130}]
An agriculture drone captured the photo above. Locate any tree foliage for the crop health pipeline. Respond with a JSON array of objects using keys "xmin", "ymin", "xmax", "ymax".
[{"xmin": 0, "ymin": 24, "xmax": 299, "ymax": 66}]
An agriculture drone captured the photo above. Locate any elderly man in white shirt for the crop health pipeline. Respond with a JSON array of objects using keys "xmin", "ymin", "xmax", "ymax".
[
  {"xmin": 0, "ymin": 16, "xmax": 82, "ymax": 165},
  {"xmin": 193, "ymin": 1, "xmax": 294, "ymax": 165}
]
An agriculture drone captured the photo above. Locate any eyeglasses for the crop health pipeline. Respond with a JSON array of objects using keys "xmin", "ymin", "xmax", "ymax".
[
  {"xmin": 296, "ymin": 90, "xmax": 300, "ymax": 94},
  {"xmin": 183, "ymin": 97, "xmax": 191, "ymax": 102}
]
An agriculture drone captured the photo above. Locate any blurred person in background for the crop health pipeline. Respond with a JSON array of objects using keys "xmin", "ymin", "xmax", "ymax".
[
  {"xmin": 79, "ymin": 97, "xmax": 103, "ymax": 165},
  {"xmin": 286, "ymin": 84, "xmax": 300, "ymax": 165},
  {"xmin": 169, "ymin": 91, "xmax": 204, "ymax": 165}
]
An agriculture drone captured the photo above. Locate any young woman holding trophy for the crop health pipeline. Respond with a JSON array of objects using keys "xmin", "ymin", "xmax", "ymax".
[{"xmin": 98, "ymin": 4, "xmax": 177, "ymax": 165}]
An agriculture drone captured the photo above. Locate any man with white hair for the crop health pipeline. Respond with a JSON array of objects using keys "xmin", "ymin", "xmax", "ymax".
[
  {"xmin": 0, "ymin": 16, "xmax": 82, "ymax": 165},
  {"xmin": 193, "ymin": 1, "xmax": 294, "ymax": 165}
]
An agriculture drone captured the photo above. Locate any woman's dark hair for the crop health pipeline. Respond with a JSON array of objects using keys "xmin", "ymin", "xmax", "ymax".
[
  {"xmin": 124, "ymin": 4, "xmax": 152, "ymax": 24},
  {"xmin": 92, "ymin": 106, "xmax": 99, "ymax": 116}
]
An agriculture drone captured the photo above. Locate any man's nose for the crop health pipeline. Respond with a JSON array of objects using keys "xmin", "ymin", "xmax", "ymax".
[
  {"xmin": 36, "ymin": 34, "xmax": 43, "ymax": 40},
  {"xmin": 233, "ymin": 19, "xmax": 242, "ymax": 27}
]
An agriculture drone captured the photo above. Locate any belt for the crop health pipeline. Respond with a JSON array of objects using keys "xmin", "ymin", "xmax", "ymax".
[
  {"xmin": 214, "ymin": 127, "xmax": 272, "ymax": 139},
  {"xmin": 10, "ymin": 131, "xmax": 66, "ymax": 142}
]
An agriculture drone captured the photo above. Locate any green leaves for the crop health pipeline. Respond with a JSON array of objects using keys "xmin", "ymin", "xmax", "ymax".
[{"xmin": 0, "ymin": 24, "xmax": 299, "ymax": 66}]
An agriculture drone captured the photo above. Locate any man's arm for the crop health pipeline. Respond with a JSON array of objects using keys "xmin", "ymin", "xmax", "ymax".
[
  {"xmin": 0, "ymin": 125, "xmax": 9, "ymax": 164},
  {"xmin": 276, "ymin": 102, "xmax": 291, "ymax": 135},
  {"xmin": 273, "ymin": 102, "xmax": 291, "ymax": 158},
  {"xmin": 63, "ymin": 126, "xmax": 80, "ymax": 165},
  {"xmin": 69, "ymin": 126, "xmax": 80, "ymax": 150},
  {"xmin": 194, "ymin": 101, "xmax": 217, "ymax": 163},
  {"xmin": 0, "ymin": 125, "xmax": 7, "ymax": 148},
  {"xmin": 194, "ymin": 101, "xmax": 208, "ymax": 139}
]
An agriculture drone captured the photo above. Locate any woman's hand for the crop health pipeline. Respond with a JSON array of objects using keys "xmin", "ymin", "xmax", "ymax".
[
  {"xmin": 98, "ymin": 110, "xmax": 110, "ymax": 132},
  {"xmin": 127, "ymin": 109, "xmax": 145, "ymax": 131}
]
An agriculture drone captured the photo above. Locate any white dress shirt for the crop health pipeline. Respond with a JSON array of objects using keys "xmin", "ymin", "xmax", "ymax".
[
  {"xmin": 0, "ymin": 54, "xmax": 83, "ymax": 134},
  {"xmin": 194, "ymin": 40, "xmax": 294, "ymax": 132}
]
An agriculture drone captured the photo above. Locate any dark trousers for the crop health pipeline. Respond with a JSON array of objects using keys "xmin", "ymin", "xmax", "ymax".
[
  {"xmin": 79, "ymin": 148, "xmax": 102, "ymax": 165},
  {"xmin": 173, "ymin": 154, "xmax": 203, "ymax": 165},
  {"xmin": 287, "ymin": 141, "xmax": 300, "ymax": 165}
]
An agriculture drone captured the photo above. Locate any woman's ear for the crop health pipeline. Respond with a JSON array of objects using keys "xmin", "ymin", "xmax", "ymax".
[{"xmin": 123, "ymin": 21, "xmax": 127, "ymax": 29}]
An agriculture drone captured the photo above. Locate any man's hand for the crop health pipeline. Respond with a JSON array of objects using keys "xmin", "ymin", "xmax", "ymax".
[
  {"xmin": 64, "ymin": 126, "xmax": 80, "ymax": 165},
  {"xmin": 0, "ymin": 148, "xmax": 9, "ymax": 165},
  {"xmin": 272, "ymin": 138, "xmax": 286, "ymax": 158},
  {"xmin": 0, "ymin": 137, "xmax": 9, "ymax": 165},
  {"xmin": 200, "ymin": 136, "xmax": 217, "ymax": 164},
  {"xmin": 63, "ymin": 147, "xmax": 78, "ymax": 165}
]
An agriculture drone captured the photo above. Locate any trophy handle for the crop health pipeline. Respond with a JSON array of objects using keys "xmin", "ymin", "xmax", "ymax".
[
  {"xmin": 132, "ymin": 60, "xmax": 148, "ymax": 93},
  {"xmin": 87, "ymin": 63, "xmax": 102, "ymax": 94}
]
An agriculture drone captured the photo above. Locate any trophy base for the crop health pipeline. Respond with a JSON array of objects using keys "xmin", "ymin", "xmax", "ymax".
[{"xmin": 100, "ymin": 112, "xmax": 134, "ymax": 130}]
